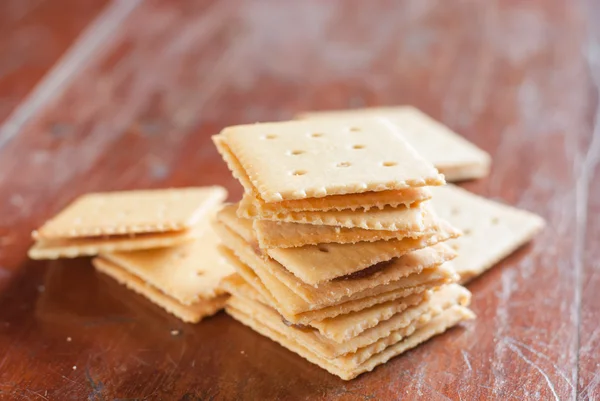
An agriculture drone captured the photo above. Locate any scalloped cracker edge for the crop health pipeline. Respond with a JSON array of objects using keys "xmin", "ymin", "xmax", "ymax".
[{"xmin": 214, "ymin": 119, "xmax": 444, "ymax": 202}]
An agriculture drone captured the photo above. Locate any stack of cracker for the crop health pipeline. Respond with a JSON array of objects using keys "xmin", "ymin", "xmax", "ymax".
[
  {"xmin": 213, "ymin": 118, "xmax": 475, "ymax": 380},
  {"xmin": 29, "ymin": 187, "xmax": 235, "ymax": 323}
]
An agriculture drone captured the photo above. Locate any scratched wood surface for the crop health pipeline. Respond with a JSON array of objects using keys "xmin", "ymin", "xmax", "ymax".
[{"xmin": 0, "ymin": 0, "xmax": 598, "ymax": 400}]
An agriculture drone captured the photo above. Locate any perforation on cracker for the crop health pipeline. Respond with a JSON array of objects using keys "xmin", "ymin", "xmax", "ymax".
[{"xmin": 215, "ymin": 119, "xmax": 444, "ymax": 202}]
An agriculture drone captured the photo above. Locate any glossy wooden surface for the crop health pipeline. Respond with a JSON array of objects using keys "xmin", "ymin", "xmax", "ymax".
[{"xmin": 0, "ymin": 1, "xmax": 599, "ymax": 399}]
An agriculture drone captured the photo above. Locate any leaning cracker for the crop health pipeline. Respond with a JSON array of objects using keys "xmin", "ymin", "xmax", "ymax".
[
  {"xmin": 93, "ymin": 257, "xmax": 228, "ymax": 323},
  {"xmin": 217, "ymin": 204, "xmax": 460, "ymax": 285},
  {"xmin": 228, "ymin": 283, "xmax": 470, "ymax": 359},
  {"xmin": 238, "ymin": 187, "xmax": 431, "ymax": 216},
  {"xmin": 33, "ymin": 187, "xmax": 227, "ymax": 239},
  {"xmin": 253, "ymin": 204, "xmax": 438, "ymax": 248},
  {"xmin": 215, "ymin": 216, "xmax": 456, "ymax": 304},
  {"xmin": 99, "ymin": 224, "xmax": 234, "ymax": 305},
  {"xmin": 217, "ymin": 238, "xmax": 457, "ymax": 320},
  {"xmin": 227, "ymin": 303, "xmax": 474, "ymax": 380},
  {"xmin": 431, "ymin": 185, "xmax": 545, "ymax": 282},
  {"xmin": 214, "ymin": 119, "xmax": 444, "ymax": 202},
  {"xmin": 311, "ymin": 284, "xmax": 470, "ymax": 343},
  {"xmin": 297, "ymin": 106, "xmax": 491, "ymax": 181}
]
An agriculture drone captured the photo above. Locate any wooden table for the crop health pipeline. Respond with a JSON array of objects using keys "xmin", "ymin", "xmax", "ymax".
[{"xmin": 0, "ymin": 1, "xmax": 598, "ymax": 399}]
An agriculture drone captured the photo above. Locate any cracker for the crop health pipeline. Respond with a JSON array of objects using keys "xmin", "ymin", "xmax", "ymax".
[
  {"xmin": 430, "ymin": 185, "xmax": 545, "ymax": 282},
  {"xmin": 238, "ymin": 187, "xmax": 431, "ymax": 216},
  {"xmin": 228, "ymin": 283, "xmax": 470, "ymax": 359},
  {"xmin": 297, "ymin": 106, "xmax": 491, "ymax": 181},
  {"xmin": 213, "ymin": 119, "xmax": 444, "ymax": 202},
  {"xmin": 33, "ymin": 186, "xmax": 227, "ymax": 239},
  {"xmin": 216, "ymin": 216, "xmax": 456, "ymax": 304},
  {"xmin": 245, "ymin": 203, "xmax": 428, "ymax": 231},
  {"xmin": 216, "ymin": 234, "xmax": 457, "ymax": 321},
  {"xmin": 28, "ymin": 228, "xmax": 198, "ymax": 260},
  {"xmin": 218, "ymin": 252, "xmax": 444, "ymax": 325},
  {"xmin": 99, "ymin": 224, "xmax": 235, "ymax": 305},
  {"xmin": 311, "ymin": 284, "xmax": 470, "ymax": 344},
  {"xmin": 93, "ymin": 257, "xmax": 228, "ymax": 323},
  {"xmin": 253, "ymin": 204, "xmax": 438, "ymax": 248},
  {"xmin": 217, "ymin": 204, "xmax": 460, "ymax": 284},
  {"xmin": 226, "ymin": 304, "xmax": 474, "ymax": 380}
]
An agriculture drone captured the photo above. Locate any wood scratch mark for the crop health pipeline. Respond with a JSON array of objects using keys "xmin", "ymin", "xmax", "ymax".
[
  {"xmin": 504, "ymin": 337, "xmax": 573, "ymax": 389},
  {"xmin": 506, "ymin": 342, "xmax": 559, "ymax": 400},
  {"xmin": 461, "ymin": 350, "xmax": 472, "ymax": 372},
  {"xmin": 0, "ymin": 0, "xmax": 142, "ymax": 150},
  {"xmin": 25, "ymin": 388, "xmax": 48, "ymax": 400},
  {"xmin": 166, "ymin": 353, "xmax": 178, "ymax": 369}
]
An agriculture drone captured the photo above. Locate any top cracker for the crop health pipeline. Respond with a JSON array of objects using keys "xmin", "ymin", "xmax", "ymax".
[
  {"xmin": 34, "ymin": 186, "xmax": 227, "ymax": 239},
  {"xmin": 214, "ymin": 119, "xmax": 444, "ymax": 203}
]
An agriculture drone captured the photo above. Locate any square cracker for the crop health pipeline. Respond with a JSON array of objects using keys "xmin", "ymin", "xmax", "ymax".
[
  {"xmin": 244, "ymin": 202, "xmax": 428, "ymax": 232},
  {"xmin": 215, "ymin": 216, "xmax": 456, "ymax": 304},
  {"xmin": 226, "ymin": 303, "xmax": 474, "ymax": 380},
  {"xmin": 297, "ymin": 106, "xmax": 491, "ymax": 182},
  {"xmin": 216, "ymin": 136, "xmax": 430, "ymax": 214},
  {"xmin": 253, "ymin": 204, "xmax": 439, "ymax": 248},
  {"xmin": 98, "ymin": 224, "xmax": 235, "ymax": 305},
  {"xmin": 238, "ymin": 187, "xmax": 431, "ymax": 216},
  {"xmin": 28, "ymin": 227, "xmax": 198, "ymax": 260},
  {"xmin": 217, "ymin": 236, "xmax": 457, "ymax": 320},
  {"xmin": 227, "ymin": 283, "xmax": 470, "ymax": 359},
  {"xmin": 33, "ymin": 186, "xmax": 227, "ymax": 239},
  {"xmin": 430, "ymin": 185, "xmax": 545, "ymax": 282},
  {"xmin": 217, "ymin": 204, "xmax": 460, "ymax": 285},
  {"xmin": 93, "ymin": 257, "xmax": 228, "ymax": 323},
  {"xmin": 213, "ymin": 119, "xmax": 444, "ymax": 202}
]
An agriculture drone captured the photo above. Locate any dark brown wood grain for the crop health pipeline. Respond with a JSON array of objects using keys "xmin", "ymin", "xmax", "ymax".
[{"xmin": 0, "ymin": 0, "xmax": 598, "ymax": 399}]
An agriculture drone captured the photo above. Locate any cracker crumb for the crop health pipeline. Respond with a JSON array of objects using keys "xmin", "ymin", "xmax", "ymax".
[
  {"xmin": 37, "ymin": 285, "xmax": 45, "ymax": 293},
  {"xmin": 72, "ymin": 366, "xmax": 77, "ymax": 370},
  {"xmin": 170, "ymin": 329, "xmax": 180, "ymax": 336},
  {"xmin": 66, "ymin": 337, "xmax": 72, "ymax": 342},
  {"xmin": 241, "ymin": 350, "xmax": 245, "ymax": 355}
]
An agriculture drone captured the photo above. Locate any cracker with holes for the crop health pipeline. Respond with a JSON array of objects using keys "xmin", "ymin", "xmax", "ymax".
[
  {"xmin": 297, "ymin": 106, "xmax": 491, "ymax": 182},
  {"xmin": 28, "ymin": 187, "xmax": 226, "ymax": 259},
  {"xmin": 92, "ymin": 223, "xmax": 234, "ymax": 323},
  {"xmin": 430, "ymin": 185, "xmax": 545, "ymax": 282},
  {"xmin": 213, "ymin": 118, "xmax": 444, "ymax": 203}
]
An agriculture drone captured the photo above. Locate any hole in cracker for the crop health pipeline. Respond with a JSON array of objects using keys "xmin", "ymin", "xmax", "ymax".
[
  {"xmin": 451, "ymin": 208, "xmax": 460, "ymax": 216},
  {"xmin": 450, "ymin": 243, "xmax": 460, "ymax": 251},
  {"xmin": 262, "ymin": 134, "xmax": 277, "ymax": 140},
  {"xmin": 382, "ymin": 161, "xmax": 398, "ymax": 167},
  {"xmin": 336, "ymin": 162, "xmax": 351, "ymax": 168},
  {"xmin": 348, "ymin": 127, "xmax": 361, "ymax": 132},
  {"xmin": 317, "ymin": 246, "xmax": 329, "ymax": 253},
  {"xmin": 311, "ymin": 133, "xmax": 324, "ymax": 138},
  {"xmin": 291, "ymin": 170, "xmax": 307, "ymax": 176},
  {"xmin": 491, "ymin": 217, "xmax": 499, "ymax": 225},
  {"xmin": 289, "ymin": 150, "xmax": 305, "ymax": 156},
  {"xmin": 463, "ymin": 229, "xmax": 472, "ymax": 236},
  {"xmin": 353, "ymin": 144, "xmax": 365, "ymax": 150},
  {"xmin": 196, "ymin": 271, "xmax": 205, "ymax": 276}
]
